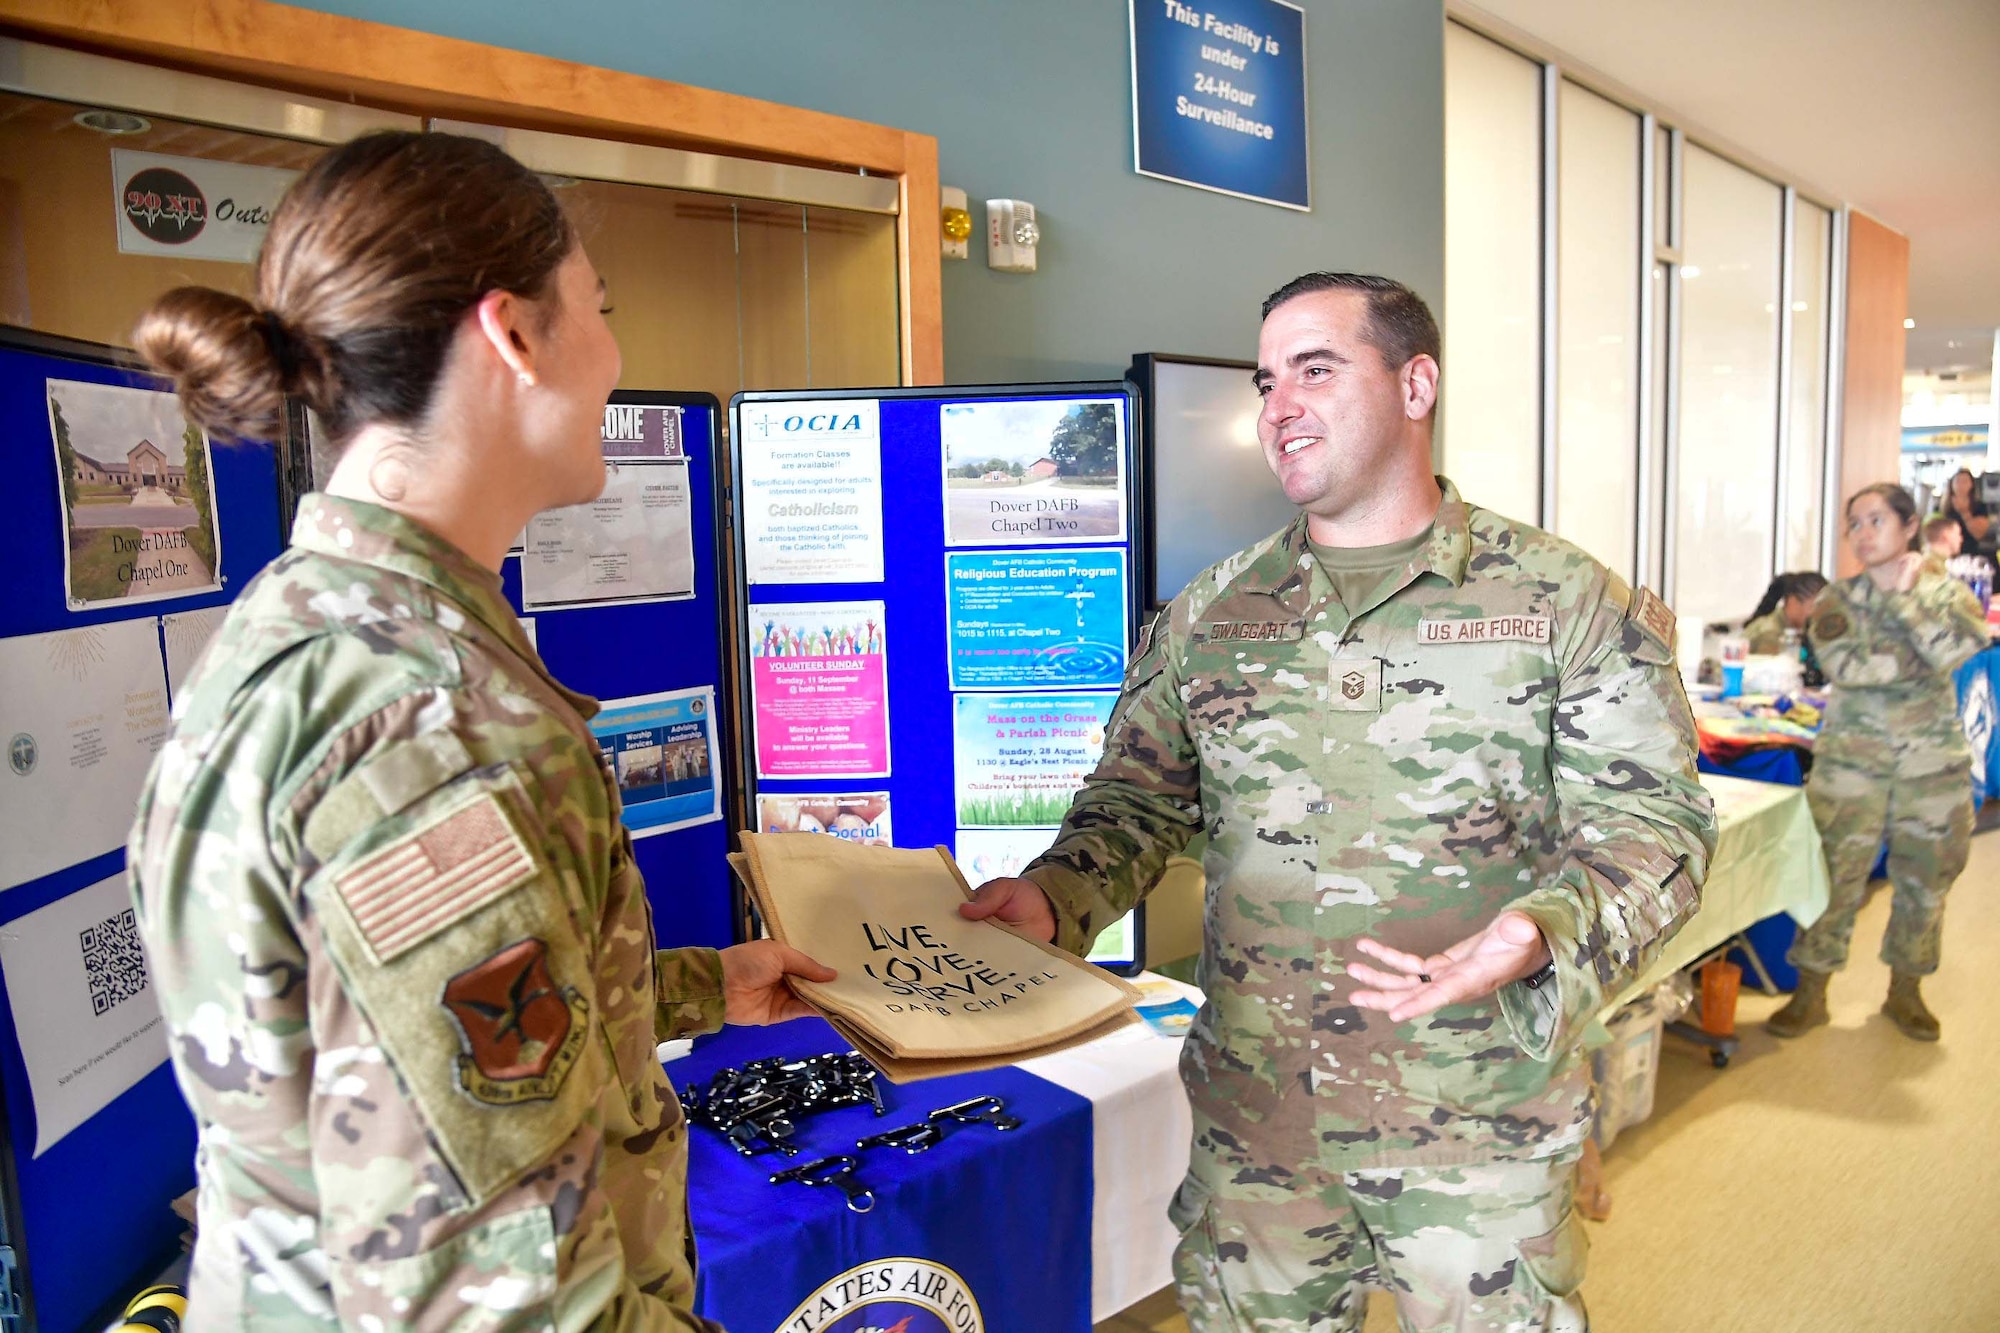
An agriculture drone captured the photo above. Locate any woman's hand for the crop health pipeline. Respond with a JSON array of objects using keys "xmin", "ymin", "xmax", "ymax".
[
  {"xmin": 1893, "ymin": 550, "xmax": 1924, "ymax": 592},
  {"xmin": 718, "ymin": 941, "xmax": 836, "ymax": 1025},
  {"xmin": 1868, "ymin": 550, "xmax": 1925, "ymax": 593}
]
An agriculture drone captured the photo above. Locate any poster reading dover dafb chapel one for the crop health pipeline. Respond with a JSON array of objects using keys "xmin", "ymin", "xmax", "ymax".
[{"xmin": 47, "ymin": 379, "xmax": 223, "ymax": 610}]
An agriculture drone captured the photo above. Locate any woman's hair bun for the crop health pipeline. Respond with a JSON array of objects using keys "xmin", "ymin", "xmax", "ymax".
[{"xmin": 133, "ymin": 288, "xmax": 333, "ymax": 443}]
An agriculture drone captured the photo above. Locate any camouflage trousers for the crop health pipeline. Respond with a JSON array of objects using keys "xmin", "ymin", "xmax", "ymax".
[
  {"xmin": 1791, "ymin": 757, "xmax": 1973, "ymax": 976},
  {"xmin": 1169, "ymin": 1151, "xmax": 1587, "ymax": 1332}
]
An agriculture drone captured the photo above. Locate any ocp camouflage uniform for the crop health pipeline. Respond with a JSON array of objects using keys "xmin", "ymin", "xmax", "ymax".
[
  {"xmin": 1025, "ymin": 480, "xmax": 1715, "ymax": 1331},
  {"xmin": 129, "ymin": 496, "xmax": 727, "ymax": 1329},
  {"xmin": 1742, "ymin": 609, "xmax": 1789, "ymax": 656},
  {"xmin": 1792, "ymin": 560, "xmax": 1987, "ymax": 976}
]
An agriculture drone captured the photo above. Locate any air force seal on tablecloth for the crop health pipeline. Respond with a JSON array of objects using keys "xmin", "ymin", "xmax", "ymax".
[{"xmin": 778, "ymin": 1258, "xmax": 983, "ymax": 1333}]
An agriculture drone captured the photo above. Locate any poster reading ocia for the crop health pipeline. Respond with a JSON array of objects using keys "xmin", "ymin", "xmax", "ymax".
[
  {"xmin": 740, "ymin": 399, "xmax": 885, "ymax": 584},
  {"xmin": 47, "ymin": 378, "xmax": 224, "ymax": 610},
  {"xmin": 946, "ymin": 549, "xmax": 1128, "ymax": 691},
  {"xmin": 941, "ymin": 398, "xmax": 1128, "ymax": 546},
  {"xmin": 952, "ymin": 692, "xmax": 1115, "ymax": 828},
  {"xmin": 752, "ymin": 601, "xmax": 891, "ymax": 779},
  {"xmin": 588, "ymin": 687, "xmax": 722, "ymax": 838}
]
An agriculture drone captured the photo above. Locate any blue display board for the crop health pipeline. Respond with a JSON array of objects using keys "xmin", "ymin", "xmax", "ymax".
[
  {"xmin": 0, "ymin": 327, "xmax": 285, "ymax": 1333},
  {"xmin": 1130, "ymin": 0, "xmax": 1310, "ymax": 210},
  {"xmin": 732, "ymin": 384, "xmax": 1148, "ymax": 970},
  {"xmin": 497, "ymin": 391, "xmax": 739, "ymax": 951}
]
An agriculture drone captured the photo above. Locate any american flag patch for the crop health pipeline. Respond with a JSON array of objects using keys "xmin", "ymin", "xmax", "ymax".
[{"xmin": 335, "ymin": 794, "xmax": 536, "ymax": 964}]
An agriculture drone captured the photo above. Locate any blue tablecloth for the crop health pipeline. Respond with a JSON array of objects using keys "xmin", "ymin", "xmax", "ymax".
[
  {"xmin": 678, "ymin": 1018, "xmax": 1095, "ymax": 1331},
  {"xmin": 1698, "ymin": 747, "xmax": 1805, "ymax": 787}
]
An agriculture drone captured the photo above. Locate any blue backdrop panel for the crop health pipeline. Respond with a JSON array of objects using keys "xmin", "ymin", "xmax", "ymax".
[
  {"xmin": 496, "ymin": 392, "xmax": 737, "ymax": 950},
  {"xmin": 735, "ymin": 384, "xmax": 1146, "ymax": 868},
  {"xmin": 0, "ymin": 330, "xmax": 284, "ymax": 1333},
  {"xmin": 679, "ymin": 1019, "xmax": 1094, "ymax": 1331}
]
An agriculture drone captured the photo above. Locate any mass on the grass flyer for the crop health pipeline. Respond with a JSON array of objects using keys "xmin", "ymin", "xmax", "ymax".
[
  {"xmin": 951, "ymin": 692, "xmax": 1115, "ymax": 828},
  {"xmin": 751, "ymin": 600, "xmax": 891, "ymax": 779},
  {"xmin": 47, "ymin": 378, "xmax": 223, "ymax": 610},
  {"xmin": 587, "ymin": 686, "xmax": 720, "ymax": 838},
  {"xmin": 945, "ymin": 548, "xmax": 1128, "ymax": 691},
  {"xmin": 940, "ymin": 396, "xmax": 1127, "ymax": 546}
]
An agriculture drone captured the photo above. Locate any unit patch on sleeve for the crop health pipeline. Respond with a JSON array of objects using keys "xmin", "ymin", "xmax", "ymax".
[
  {"xmin": 1627, "ymin": 586, "xmax": 1679, "ymax": 655},
  {"xmin": 442, "ymin": 938, "xmax": 589, "ymax": 1106},
  {"xmin": 334, "ymin": 792, "xmax": 538, "ymax": 964},
  {"xmin": 1417, "ymin": 614, "xmax": 1552, "ymax": 645},
  {"xmin": 1810, "ymin": 609, "xmax": 1850, "ymax": 643}
]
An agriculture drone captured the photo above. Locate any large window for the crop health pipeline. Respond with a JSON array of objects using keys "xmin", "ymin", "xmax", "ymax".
[
  {"xmin": 1555, "ymin": 81, "xmax": 1642, "ymax": 581},
  {"xmin": 1443, "ymin": 18, "xmax": 1842, "ymax": 654},
  {"xmin": 1441, "ymin": 24, "xmax": 1542, "ymax": 522},
  {"xmin": 1671, "ymin": 146, "xmax": 1783, "ymax": 632}
]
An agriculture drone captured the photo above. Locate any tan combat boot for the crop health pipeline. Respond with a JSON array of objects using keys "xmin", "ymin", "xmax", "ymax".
[
  {"xmin": 1882, "ymin": 971, "xmax": 1940, "ymax": 1042},
  {"xmin": 1765, "ymin": 969, "xmax": 1830, "ymax": 1038}
]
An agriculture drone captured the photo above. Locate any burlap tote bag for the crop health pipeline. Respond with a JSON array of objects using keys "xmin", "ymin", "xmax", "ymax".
[{"xmin": 733, "ymin": 833, "xmax": 1139, "ymax": 1080}]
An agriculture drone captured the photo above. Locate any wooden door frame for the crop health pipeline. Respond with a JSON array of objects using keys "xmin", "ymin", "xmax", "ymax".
[{"xmin": 0, "ymin": 0, "xmax": 943, "ymax": 383}]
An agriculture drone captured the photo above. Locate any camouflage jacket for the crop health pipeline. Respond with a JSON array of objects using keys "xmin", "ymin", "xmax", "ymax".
[
  {"xmin": 1742, "ymin": 609, "xmax": 1789, "ymax": 656},
  {"xmin": 1025, "ymin": 480, "xmax": 1716, "ymax": 1169},
  {"xmin": 128, "ymin": 495, "xmax": 727, "ymax": 1330},
  {"xmin": 1807, "ymin": 560, "xmax": 1989, "ymax": 771}
]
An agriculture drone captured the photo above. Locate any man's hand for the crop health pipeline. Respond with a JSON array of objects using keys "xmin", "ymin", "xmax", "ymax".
[
  {"xmin": 1346, "ymin": 911, "xmax": 1552, "ymax": 1023},
  {"xmin": 957, "ymin": 876, "xmax": 1058, "ymax": 944},
  {"xmin": 718, "ymin": 941, "xmax": 836, "ymax": 1025}
]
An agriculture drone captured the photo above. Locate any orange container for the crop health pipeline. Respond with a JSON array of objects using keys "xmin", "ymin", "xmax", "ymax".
[{"xmin": 1699, "ymin": 959, "xmax": 1742, "ymax": 1037}]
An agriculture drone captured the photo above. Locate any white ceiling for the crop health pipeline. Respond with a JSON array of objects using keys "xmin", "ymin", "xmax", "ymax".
[{"xmin": 1458, "ymin": 0, "xmax": 2000, "ymax": 374}]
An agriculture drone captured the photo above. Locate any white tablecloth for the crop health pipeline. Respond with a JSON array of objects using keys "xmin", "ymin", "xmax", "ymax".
[
  {"xmin": 1611, "ymin": 772, "xmax": 1830, "ymax": 1008},
  {"xmin": 1018, "ymin": 974, "xmax": 1200, "ymax": 1323}
]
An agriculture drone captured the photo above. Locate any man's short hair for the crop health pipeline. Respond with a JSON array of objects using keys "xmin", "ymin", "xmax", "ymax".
[
  {"xmin": 1260, "ymin": 272, "xmax": 1441, "ymax": 371},
  {"xmin": 1922, "ymin": 515, "xmax": 1959, "ymax": 543}
]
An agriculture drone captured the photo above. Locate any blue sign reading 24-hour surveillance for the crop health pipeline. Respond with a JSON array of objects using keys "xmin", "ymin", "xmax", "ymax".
[{"xmin": 1130, "ymin": 0, "xmax": 1309, "ymax": 210}]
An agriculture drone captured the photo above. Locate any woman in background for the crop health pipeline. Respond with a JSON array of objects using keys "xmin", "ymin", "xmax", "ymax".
[
  {"xmin": 129, "ymin": 131, "xmax": 830, "ymax": 1327},
  {"xmin": 1742, "ymin": 571, "xmax": 1828, "ymax": 654},
  {"xmin": 1936, "ymin": 466, "xmax": 1994, "ymax": 559},
  {"xmin": 1768, "ymin": 483, "xmax": 1986, "ymax": 1043}
]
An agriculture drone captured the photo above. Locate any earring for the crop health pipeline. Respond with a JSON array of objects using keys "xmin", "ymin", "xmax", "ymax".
[{"xmin": 517, "ymin": 371, "xmax": 536, "ymax": 389}]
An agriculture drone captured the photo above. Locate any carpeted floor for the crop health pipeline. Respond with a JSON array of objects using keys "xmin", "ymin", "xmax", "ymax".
[{"xmin": 1097, "ymin": 824, "xmax": 1999, "ymax": 1332}]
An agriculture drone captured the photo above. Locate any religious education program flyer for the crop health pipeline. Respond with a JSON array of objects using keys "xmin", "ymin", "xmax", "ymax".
[
  {"xmin": 951, "ymin": 691, "xmax": 1115, "ymax": 827},
  {"xmin": 944, "ymin": 548, "xmax": 1128, "ymax": 691},
  {"xmin": 751, "ymin": 600, "xmax": 891, "ymax": 779}
]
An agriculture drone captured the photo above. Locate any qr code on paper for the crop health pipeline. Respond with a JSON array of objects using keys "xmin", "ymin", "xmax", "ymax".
[{"xmin": 80, "ymin": 908, "xmax": 148, "ymax": 1016}]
